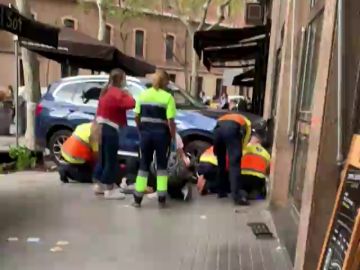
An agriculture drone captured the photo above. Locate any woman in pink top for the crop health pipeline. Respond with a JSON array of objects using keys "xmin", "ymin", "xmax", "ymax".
[{"xmin": 93, "ymin": 69, "xmax": 135, "ymax": 199}]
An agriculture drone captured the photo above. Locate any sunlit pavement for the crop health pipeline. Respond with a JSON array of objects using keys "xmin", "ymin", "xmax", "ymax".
[{"xmin": 0, "ymin": 172, "xmax": 292, "ymax": 270}]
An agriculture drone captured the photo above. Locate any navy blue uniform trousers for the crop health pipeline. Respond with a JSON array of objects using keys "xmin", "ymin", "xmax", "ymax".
[
  {"xmin": 213, "ymin": 121, "xmax": 245, "ymax": 203},
  {"xmin": 138, "ymin": 126, "xmax": 171, "ymax": 182}
]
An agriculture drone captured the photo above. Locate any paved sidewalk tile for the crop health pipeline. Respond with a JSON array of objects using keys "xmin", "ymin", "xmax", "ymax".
[{"xmin": 0, "ymin": 172, "xmax": 292, "ymax": 270}]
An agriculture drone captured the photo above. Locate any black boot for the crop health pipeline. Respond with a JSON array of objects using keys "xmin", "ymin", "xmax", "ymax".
[
  {"xmin": 132, "ymin": 194, "xmax": 142, "ymax": 208},
  {"xmin": 59, "ymin": 167, "xmax": 69, "ymax": 183},
  {"xmin": 158, "ymin": 196, "xmax": 167, "ymax": 208}
]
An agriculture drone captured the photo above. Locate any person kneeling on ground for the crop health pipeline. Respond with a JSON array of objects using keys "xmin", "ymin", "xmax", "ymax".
[
  {"xmin": 59, "ymin": 122, "xmax": 98, "ymax": 183},
  {"xmin": 240, "ymin": 128, "xmax": 271, "ymax": 200},
  {"xmin": 196, "ymin": 146, "xmax": 229, "ymax": 195}
]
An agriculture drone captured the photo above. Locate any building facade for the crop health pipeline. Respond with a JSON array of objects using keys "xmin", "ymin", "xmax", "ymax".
[
  {"xmin": 0, "ymin": 0, "xmax": 243, "ymax": 98},
  {"xmin": 265, "ymin": 0, "xmax": 360, "ymax": 268}
]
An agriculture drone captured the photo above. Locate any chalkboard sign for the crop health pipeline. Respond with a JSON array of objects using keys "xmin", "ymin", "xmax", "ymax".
[{"xmin": 318, "ymin": 135, "xmax": 360, "ymax": 270}]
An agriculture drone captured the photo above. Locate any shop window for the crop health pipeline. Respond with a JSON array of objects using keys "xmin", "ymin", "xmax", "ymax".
[
  {"xmin": 289, "ymin": 13, "xmax": 324, "ymax": 212},
  {"xmin": 134, "ymin": 30, "xmax": 144, "ymax": 58},
  {"xmin": 169, "ymin": 73, "xmax": 176, "ymax": 82},
  {"xmin": 165, "ymin": 34, "xmax": 175, "ymax": 61}
]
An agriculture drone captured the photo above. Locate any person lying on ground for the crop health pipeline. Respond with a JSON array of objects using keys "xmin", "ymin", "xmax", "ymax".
[{"xmin": 59, "ymin": 122, "xmax": 98, "ymax": 184}]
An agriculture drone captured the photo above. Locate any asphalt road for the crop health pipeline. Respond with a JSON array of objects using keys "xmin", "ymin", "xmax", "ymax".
[{"xmin": 0, "ymin": 172, "xmax": 292, "ymax": 270}]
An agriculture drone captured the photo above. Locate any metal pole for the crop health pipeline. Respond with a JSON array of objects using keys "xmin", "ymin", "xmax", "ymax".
[
  {"xmin": 13, "ymin": 35, "xmax": 19, "ymax": 147},
  {"xmin": 336, "ymin": 0, "xmax": 344, "ymax": 166}
]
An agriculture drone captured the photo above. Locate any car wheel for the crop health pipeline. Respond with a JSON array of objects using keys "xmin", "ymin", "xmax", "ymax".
[
  {"xmin": 184, "ymin": 140, "xmax": 211, "ymax": 163},
  {"xmin": 48, "ymin": 129, "xmax": 72, "ymax": 165}
]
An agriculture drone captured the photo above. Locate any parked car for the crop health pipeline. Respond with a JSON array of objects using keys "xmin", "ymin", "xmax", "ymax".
[{"xmin": 35, "ymin": 75, "xmax": 266, "ymax": 166}]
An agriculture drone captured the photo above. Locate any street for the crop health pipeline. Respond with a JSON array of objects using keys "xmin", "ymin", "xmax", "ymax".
[{"xmin": 0, "ymin": 171, "xmax": 291, "ymax": 270}]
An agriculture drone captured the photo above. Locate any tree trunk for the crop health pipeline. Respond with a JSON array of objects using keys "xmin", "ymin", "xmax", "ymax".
[
  {"xmin": 97, "ymin": 0, "xmax": 106, "ymax": 41},
  {"xmin": 15, "ymin": 0, "xmax": 41, "ymax": 151}
]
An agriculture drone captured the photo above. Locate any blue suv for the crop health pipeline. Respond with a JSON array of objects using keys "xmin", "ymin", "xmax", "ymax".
[{"xmin": 35, "ymin": 75, "xmax": 265, "ymax": 164}]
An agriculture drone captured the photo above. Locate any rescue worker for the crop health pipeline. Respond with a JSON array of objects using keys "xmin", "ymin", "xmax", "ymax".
[
  {"xmin": 133, "ymin": 70, "xmax": 177, "ymax": 208},
  {"xmin": 213, "ymin": 113, "xmax": 251, "ymax": 205},
  {"xmin": 197, "ymin": 146, "xmax": 224, "ymax": 195},
  {"xmin": 241, "ymin": 128, "xmax": 271, "ymax": 199},
  {"xmin": 147, "ymin": 132, "xmax": 193, "ymax": 201},
  {"xmin": 59, "ymin": 122, "xmax": 98, "ymax": 183}
]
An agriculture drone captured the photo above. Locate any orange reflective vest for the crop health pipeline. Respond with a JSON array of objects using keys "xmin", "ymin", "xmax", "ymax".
[
  {"xmin": 199, "ymin": 146, "xmax": 233, "ymax": 171},
  {"xmin": 199, "ymin": 146, "xmax": 218, "ymax": 166},
  {"xmin": 218, "ymin": 113, "xmax": 251, "ymax": 147},
  {"xmin": 241, "ymin": 144, "xmax": 271, "ymax": 179},
  {"xmin": 61, "ymin": 123, "xmax": 94, "ymax": 164}
]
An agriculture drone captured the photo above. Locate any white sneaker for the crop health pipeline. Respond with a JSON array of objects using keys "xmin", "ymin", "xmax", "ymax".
[
  {"xmin": 120, "ymin": 178, "xmax": 128, "ymax": 189},
  {"xmin": 93, "ymin": 183, "xmax": 105, "ymax": 195},
  {"xmin": 104, "ymin": 188, "xmax": 126, "ymax": 200},
  {"xmin": 146, "ymin": 192, "xmax": 158, "ymax": 200}
]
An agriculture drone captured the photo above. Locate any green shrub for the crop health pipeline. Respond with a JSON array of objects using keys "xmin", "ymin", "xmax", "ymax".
[{"xmin": 9, "ymin": 146, "xmax": 36, "ymax": 171}]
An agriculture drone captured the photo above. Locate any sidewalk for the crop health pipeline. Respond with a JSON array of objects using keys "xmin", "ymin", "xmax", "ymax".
[{"xmin": 0, "ymin": 172, "xmax": 292, "ymax": 270}]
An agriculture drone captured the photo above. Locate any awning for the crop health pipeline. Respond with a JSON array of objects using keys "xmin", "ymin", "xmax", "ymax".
[
  {"xmin": 194, "ymin": 25, "xmax": 267, "ymax": 57},
  {"xmin": 20, "ymin": 27, "xmax": 155, "ymax": 76},
  {"xmin": 232, "ymin": 69, "xmax": 255, "ymax": 86},
  {"xmin": 203, "ymin": 45, "xmax": 260, "ymax": 70},
  {"xmin": 0, "ymin": 4, "xmax": 59, "ymax": 47}
]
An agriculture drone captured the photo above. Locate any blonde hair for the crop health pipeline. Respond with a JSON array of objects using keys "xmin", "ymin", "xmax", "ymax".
[
  {"xmin": 152, "ymin": 70, "xmax": 169, "ymax": 89},
  {"xmin": 100, "ymin": 68, "xmax": 126, "ymax": 97}
]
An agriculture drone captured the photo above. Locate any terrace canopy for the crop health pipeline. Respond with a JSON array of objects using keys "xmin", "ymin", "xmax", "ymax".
[{"xmin": 20, "ymin": 27, "xmax": 156, "ymax": 76}]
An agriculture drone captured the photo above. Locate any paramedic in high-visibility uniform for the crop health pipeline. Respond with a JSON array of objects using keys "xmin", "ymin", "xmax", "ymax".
[
  {"xmin": 213, "ymin": 113, "xmax": 251, "ymax": 205},
  {"xmin": 59, "ymin": 122, "xmax": 98, "ymax": 183},
  {"xmin": 241, "ymin": 128, "xmax": 271, "ymax": 199},
  {"xmin": 133, "ymin": 70, "xmax": 177, "ymax": 208}
]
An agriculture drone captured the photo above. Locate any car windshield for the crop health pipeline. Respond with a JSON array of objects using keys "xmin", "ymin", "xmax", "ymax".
[{"xmin": 167, "ymin": 83, "xmax": 206, "ymax": 109}]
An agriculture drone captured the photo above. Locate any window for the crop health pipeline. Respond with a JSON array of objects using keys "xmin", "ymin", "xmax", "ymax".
[
  {"xmin": 73, "ymin": 81, "xmax": 106, "ymax": 106},
  {"xmin": 63, "ymin": 18, "xmax": 75, "ymax": 29},
  {"xmin": 134, "ymin": 30, "xmax": 144, "ymax": 58},
  {"xmin": 54, "ymin": 83, "xmax": 80, "ymax": 102},
  {"xmin": 165, "ymin": 35, "xmax": 175, "ymax": 61},
  {"xmin": 105, "ymin": 24, "xmax": 112, "ymax": 44},
  {"xmin": 61, "ymin": 17, "xmax": 78, "ymax": 76},
  {"xmin": 289, "ymin": 13, "xmax": 324, "ymax": 212},
  {"xmin": 215, "ymin": 78, "xmax": 222, "ymax": 98},
  {"xmin": 173, "ymin": 92, "xmax": 191, "ymax": 107},
  {"xmin": 169, "ymin": 74, "xmax": 176, "ymax": 82},
  {"xmin": 19, "ymin": 59, "xmax": 24, "ymax": 86},
  {"xmin": 124, "ymin": 81, "xmax": 143, "ymax": 99}
]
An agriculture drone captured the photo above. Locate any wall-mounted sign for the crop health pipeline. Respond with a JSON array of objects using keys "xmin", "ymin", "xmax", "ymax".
[{"xmin": 0, "ymin": 4, "xmax": 59, "ymax": 47}]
